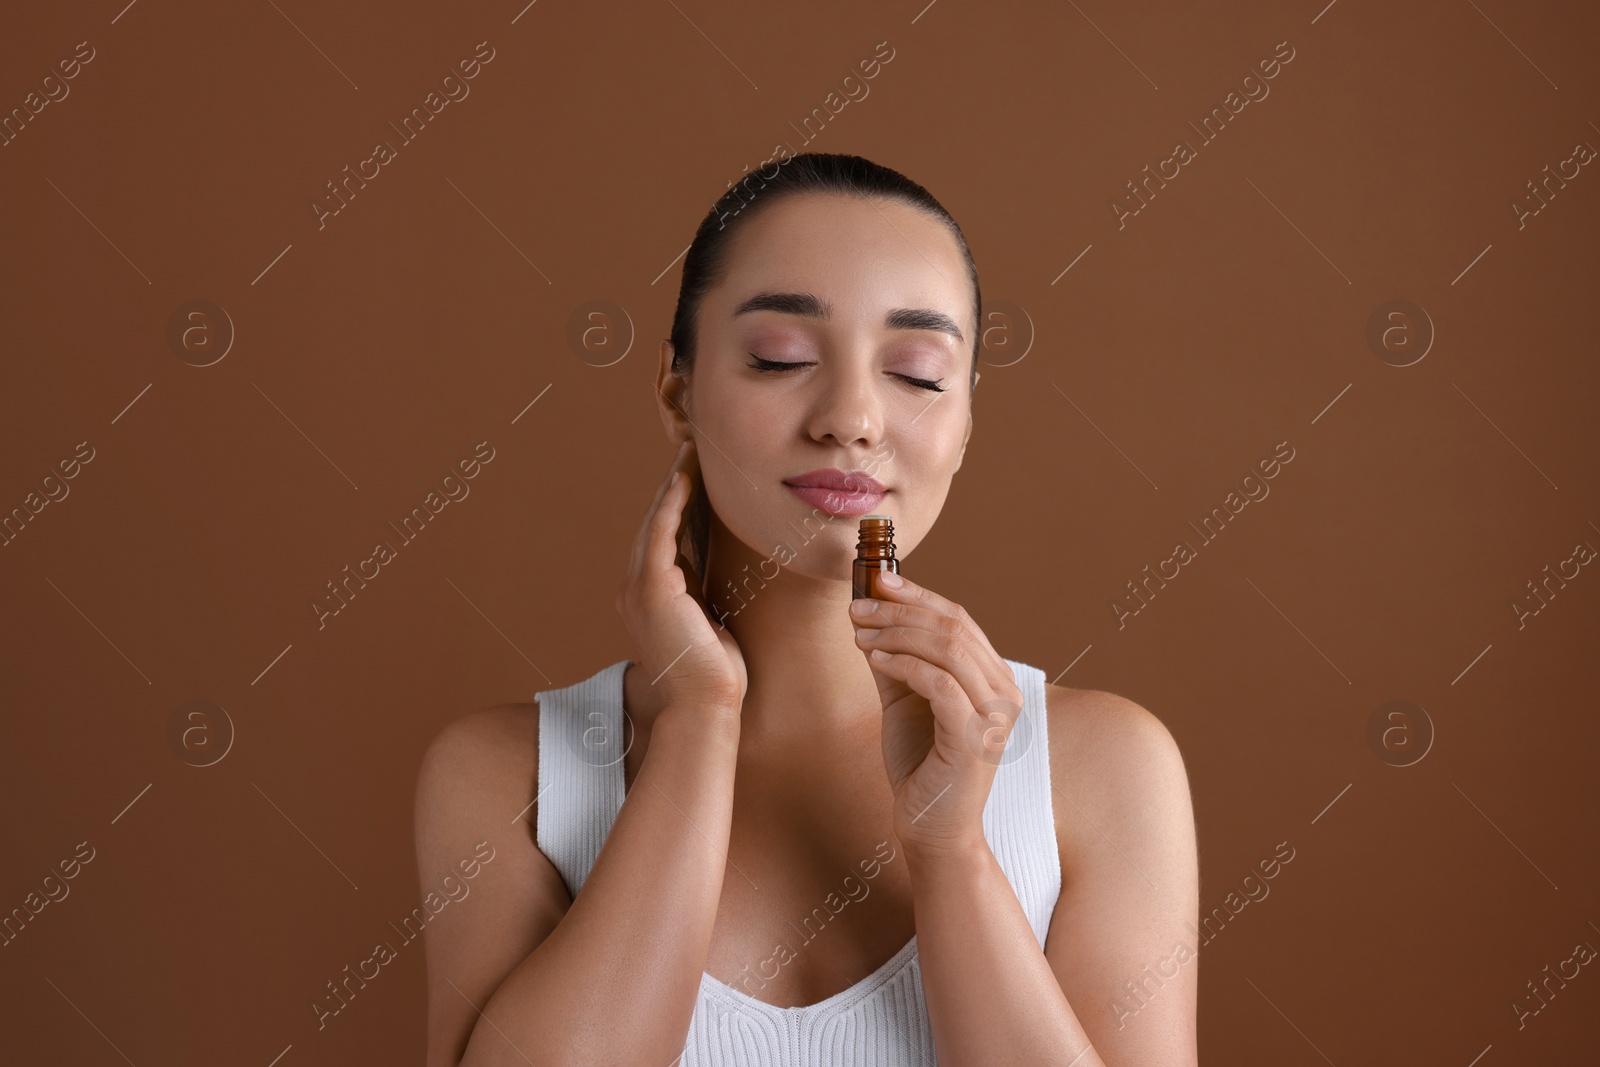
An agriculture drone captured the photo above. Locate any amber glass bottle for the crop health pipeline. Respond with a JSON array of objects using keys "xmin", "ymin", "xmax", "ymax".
[{"xmin": 852, "ymin": 515, "xmax": 899, "ymax": 600}]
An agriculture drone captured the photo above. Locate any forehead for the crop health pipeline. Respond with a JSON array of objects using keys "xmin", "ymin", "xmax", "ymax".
[{"xmin": 710, "ymin": 193, "xmax": 971, "ymax": 332}]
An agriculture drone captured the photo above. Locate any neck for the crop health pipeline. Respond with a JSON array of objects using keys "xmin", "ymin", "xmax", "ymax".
[{"xmin": 699, "ymin": 510, "xmax": 884, "ymax": 742}]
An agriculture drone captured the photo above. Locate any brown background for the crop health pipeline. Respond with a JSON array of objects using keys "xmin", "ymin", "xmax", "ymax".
[{"xmin": 1, "ymin": 0, "xmax": 1596, "ymax": 1063}]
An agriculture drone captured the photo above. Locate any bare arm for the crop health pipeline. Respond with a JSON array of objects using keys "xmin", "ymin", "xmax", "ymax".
[
  {"xmin": 907, "ymin": 688, "xmax": 1199, "ymax": 1066},
  {"xmin": 414, "ymin": 700, "xmax": 740, "ymax": 1066},
  {"xmin": 415, "ymin": 438, "xmax": 749, "ymax": 1063},
  {"xmin": 1042, "ymin": 689, "xmax": 1199, "ymax": 1066}
]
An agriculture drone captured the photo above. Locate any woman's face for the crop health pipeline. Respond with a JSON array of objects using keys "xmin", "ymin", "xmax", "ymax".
[{"xmin": 666, "ymin": 192, "xmax": 978, "ymax": 581}]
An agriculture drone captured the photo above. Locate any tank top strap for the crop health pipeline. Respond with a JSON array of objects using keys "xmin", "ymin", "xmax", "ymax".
[
  {"xmin": 533, "ymin": 659, "xmax": 631, "ymax": 900},
  {"xmin": 981, "ymin": 658, "xmax": 1064, "ymax": 948}
]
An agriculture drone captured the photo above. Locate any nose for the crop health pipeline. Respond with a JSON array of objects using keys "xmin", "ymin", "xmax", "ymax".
[{"xmin": 804, "ymin": 358, "xmax": 885, "ymax": 449}]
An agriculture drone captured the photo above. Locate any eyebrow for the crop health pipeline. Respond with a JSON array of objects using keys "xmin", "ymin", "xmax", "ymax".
[{"xmin": 730, "ymin": 290, "xmax": 964, "ymax": 344}]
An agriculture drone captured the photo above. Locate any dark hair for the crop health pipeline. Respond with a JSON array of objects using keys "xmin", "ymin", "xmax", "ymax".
[{"xmin": 666, "ymin": 152, "xmax": 982, "ymax": 608}]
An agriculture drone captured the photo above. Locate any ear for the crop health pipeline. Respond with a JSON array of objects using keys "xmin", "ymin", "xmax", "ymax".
[
  {"xmin": 953, "ymin": 409, "xmax": 974, "ymax": 473},
  {"xmin": 656, "ymin": 338, "xmax": 693, "ymax": 445}
]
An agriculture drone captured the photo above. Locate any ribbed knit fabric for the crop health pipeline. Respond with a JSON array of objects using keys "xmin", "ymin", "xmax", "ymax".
[{"xmin": 534, "ymin": 656, "xmax": 1062, "ymax": 1066}]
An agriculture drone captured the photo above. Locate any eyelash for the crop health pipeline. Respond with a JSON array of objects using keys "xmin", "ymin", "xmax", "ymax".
[{"xmin": 746, "ymin": 355, "xmax": 947, "ymax": 393}]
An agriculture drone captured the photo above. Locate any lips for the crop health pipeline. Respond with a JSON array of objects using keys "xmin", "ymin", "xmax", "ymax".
[
  {"xmin": 784, "ymin": 469, "xmax": 887, "ymax": 494},
  {"xmin": 783, "ymin": 469, "xmax": 888, "ymax": 517}
]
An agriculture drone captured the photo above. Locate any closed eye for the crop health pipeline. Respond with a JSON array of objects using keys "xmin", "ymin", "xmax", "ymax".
[{"xmin": 746, "ymin": 355, "xmax": 946, "ymax": 393}]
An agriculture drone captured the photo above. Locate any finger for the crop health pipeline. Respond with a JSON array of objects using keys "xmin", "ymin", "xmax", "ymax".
[
  {"xmin": 852, "ymin": 595, "xmax": 1009, "ymax": 688},
  {"xmin": 868, "ymin": 647, "xmax": 1024, "ymax": 766},
  {"xmin": 867, "ymin": 575, "xmax": 1002, "ymax": 660},
  {"xmin": 857, "ymin": 617, "xmax": 997, "ymax": 719},
  {"xmin": 673, "ymin": 497, "xmax": 710, "ymax": 611},
  {"xmin": 673, "ymin": 453, "xmax": 705, "ymax": 584},
  {"xmin": 628, "ymin": 442, "xmax": 691, "ymax": 582},
  {"xmin": 864, "ymin": 649, "xmax": 980, "ymax": 742},
  {"xmin": 639, "ymin": 470, "xmax": 692, "ymax": 593},
  {"xmin": 626, "ymin": 470, "xmax": 676, "ymax": 584},
  {"xmin": 643, "ymin": 440, "xmax": 702, "ymax": 587}
]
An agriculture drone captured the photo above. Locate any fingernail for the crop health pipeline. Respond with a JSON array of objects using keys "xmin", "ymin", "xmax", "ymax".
[
  {"xmin": 676, "ymin": 440, "xmax": 690, "ymax": 457},
  {"xmin": 851, "ymin": 598, "xmax": 878, "ymax": 616},
  {"xmin": 880, "ymin": 572, "xmax": 903, "ymax": 588}
]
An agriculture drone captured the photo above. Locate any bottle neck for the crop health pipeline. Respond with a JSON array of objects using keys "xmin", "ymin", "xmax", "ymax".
[{"xmin": 856, "ymin": 518, "xmax": 896, "ymax": 561}]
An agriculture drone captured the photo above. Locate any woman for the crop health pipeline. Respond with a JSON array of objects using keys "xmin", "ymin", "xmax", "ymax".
[{"xmin": 414, "ymin": 152, "xmax": 1199, "ymax": 1066}]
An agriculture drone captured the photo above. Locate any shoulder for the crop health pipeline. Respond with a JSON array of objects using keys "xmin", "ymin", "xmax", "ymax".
[
  {"xmin": 1040, "ymin": 682, "xmax": 1192, "ymax": 881},
  {"xmin": 417, "ymin": 702, "xmax": 539, "ymax": 787},
  {"xmin": 1035, "ymin": 680, "xmax": 1200, "ymax": 1060},
  {"xmin": 414, "ymin": 703, "xmax": 541, "ymax": 833},
  {"xmin": 1041, "ymin": 682, "xmax": 1183, "ymax": 769},
  {"xmin": 412, "ymin": 702, "xmax": 572, "ymax": 1067},
  {"xmin": 412, "ymin": 700, "xmax": 569, "ymax": 911}
]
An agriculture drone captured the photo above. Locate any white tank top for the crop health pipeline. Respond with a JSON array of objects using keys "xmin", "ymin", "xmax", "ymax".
[{"xmin": 534, "ymin": 657, "xmax": 1062, "ymax": 1065}]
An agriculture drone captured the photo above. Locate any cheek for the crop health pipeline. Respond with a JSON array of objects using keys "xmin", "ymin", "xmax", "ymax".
[
  {"xmin": 699, "ymin": 376, "xmax": 789, "ymax": 437},
  {"xmin": 693, "ymin": 401, "xmax": 783, "ymax": 506},
  {"xmin": 897, "ymin": 417, "xmax": 966, "ymax": 472}
]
